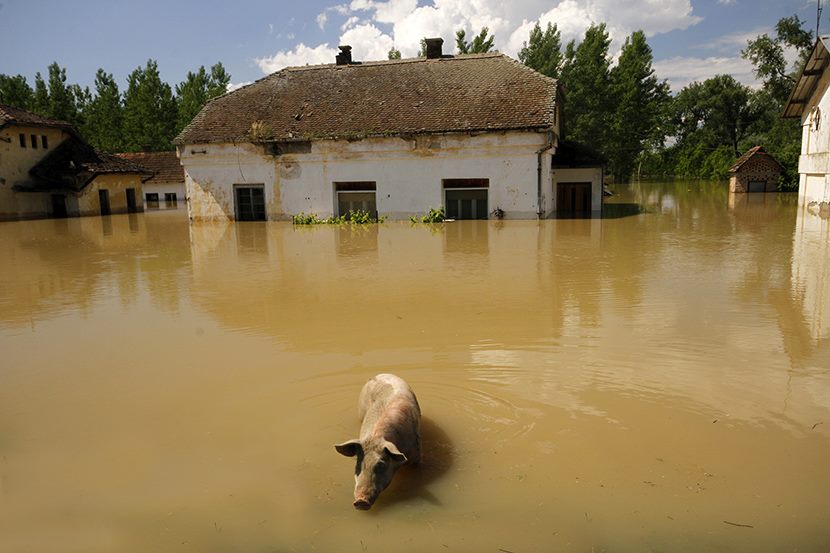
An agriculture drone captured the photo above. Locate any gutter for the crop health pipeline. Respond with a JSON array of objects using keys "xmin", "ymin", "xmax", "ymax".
[{"xmin": 536, "ymin": 131, "xmax": 555, "ymax": 219}]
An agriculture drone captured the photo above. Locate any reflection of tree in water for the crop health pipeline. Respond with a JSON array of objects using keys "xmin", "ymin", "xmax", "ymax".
[{"xmin": 0, "ymin": 213, "xmax": 193, "ymax": 327}]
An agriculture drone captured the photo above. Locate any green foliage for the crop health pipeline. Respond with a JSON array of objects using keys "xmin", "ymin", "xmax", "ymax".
[
  {"xmin": 560, "ymin": 24, "xmax": 612, "ymax": 153},
  {"xmin": 123, "ymin": 59, "xmax": 178, "ymax": 152},
  {"xmin": 32, "ymin": 73, "xmax": 49, "ymax": 116},
  {"xmin": 83, "ymin": 69, "xmax": 125, "ymax": 152},
  {"xmin": 410, "ymin": 207, "xmax": 446, "ymax": 223},
  {"xmin": 518, "ymin": 22, "xmax": 562, "ymax": 79},
  {"xmin": 292, "ymin": 210, "xmax": 384, "ymax": 225},
  {"xmin": 176, "ymin": 62, "xmax": 231, "ymax": 134},
  {"xmin": 46, "ymin": 62, "xmax": 79, "ymax": 124},
  {"xmin": 0, "ymin": 74, "xmax": 33, "ymax": 110},
  {"xmin": 606, "ymin": 30, "xmax": 670, "ymax": 183},
  {"xmin": 388, "ymin": 47, "xmax": 402, "ymax": 60},
  {"xmin": 456, "ymin": 27, "xmax": 495, "ymax": 54}
]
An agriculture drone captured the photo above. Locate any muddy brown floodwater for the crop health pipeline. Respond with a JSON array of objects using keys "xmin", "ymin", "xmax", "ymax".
[{"xmin": 1, "ymin": 181, "xmax": 829, "ymax": 552}]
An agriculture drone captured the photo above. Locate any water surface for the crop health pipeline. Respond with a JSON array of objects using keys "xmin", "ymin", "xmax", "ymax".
[{"xmin": 1, "ymin": 182, "xmax": 829, "ymax": 552}]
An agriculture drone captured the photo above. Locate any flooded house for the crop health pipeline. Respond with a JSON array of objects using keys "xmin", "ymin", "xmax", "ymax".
[
  {"xmin": 727, "ymin": 146, "xmax": 783, "ymax": 193},
  {"xmin": 783, "ymin": 35, "xmax": 830, "ymax": 214},
  {"xmin": 115, "ymin": 151, "xmax": 186, "ymax": 211},
  {"xmin": 175, "ymin": 39, "xmax": 604, "ymax": 222},
  {"xmin": 0, "ymin": 104, "xmax": 148, "ymax": 221}
]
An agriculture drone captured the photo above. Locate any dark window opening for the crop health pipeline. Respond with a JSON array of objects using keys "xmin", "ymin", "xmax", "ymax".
[
  {"xmin": 30, "ymin": 134, "xmax": 37, "ymax": 149},
  {"xmin": 19, "ymin": 134, "xmax": 26, "ymax": 147},
  {"xmin": 235, "ymin": 185, "xmax": 266, "ymax": 221},
  {"xmin": 99, "ymin": 189, "xmax": 111, "ymax": 216},
  {"xmin": 335, "ymin": 182, "xmax": 377, "ymax": 219},
  {"xmin": 145, "ymin": 193, "xmax": 160, "ymax": 209},
  {"xmin": 556, "ymin": 182, "xmax": 592, "ymax": 216},
  {"xmin": 443, "ymin": 178, "xmax": 489, "ymax": 189},
  {"xmin": 443, "ymin": 179, "xmax": 489, "ymax": 220},
  {"xmin": 164, "ymin": 192, "xmax": 177, "ymax": 207},
  {"xmin": 126, "ymin": 188, "xmax": 138, "ymax": 213},
  {"xmin": 51, "ymin": 194, "xmax": 67, "ymax": 218},
  {"xmin": 41, "ymin": 135, "xmax": 48, "ymax": 149},
  {"xmin": 747, "ymin": 181, "xmax": 766, "ymax": 193}
]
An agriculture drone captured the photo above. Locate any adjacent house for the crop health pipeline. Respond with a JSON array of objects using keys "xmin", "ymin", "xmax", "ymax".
[
  {"xmin": 783, "ymin": 36, "xmax": 830, "ymax": 213},
  {"xmin": 727, "ymin": 146, "xmax": 784, "ymax": 193},
  {"xmin": 116, "ymin": 151, "xmax": 186, "ymax": 210},
  {"xmin": 175, "ymin": 39, "xmax": 604, "ymax": 222},
  {"xmin": 0, "ymin": 104, "xmax": 147, "ymax": 221}
]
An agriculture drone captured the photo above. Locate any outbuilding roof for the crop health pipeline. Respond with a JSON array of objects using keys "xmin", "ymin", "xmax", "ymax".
[
  {"xmin": 115, "ymin": 151, "xmax": 184, "ymax": 184},
  {"xmin": 728, "ymin": 145, "xmax": 785, "ymax": 173},
  {"xmin": 175, "ymin": 53, "xmax": 559, "ymax": 145},
  {"xmin": 0, "ymin": 104, "xmax": 76, "ymax": 132},
  {"xmin": 782, "ymin": 36, "xmax": 830, "ymax": 119},
  {"xmin": 18, "ymin": 137, "xmax": 151, "ymax": 192}
]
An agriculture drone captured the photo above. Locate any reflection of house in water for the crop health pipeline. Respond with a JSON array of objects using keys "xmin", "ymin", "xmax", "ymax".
[
  {"xmin": 790, "ymin": 209, "xmax": 830, "ymax": 347},
  {"xmin": 1, "ymin": 104, "xmax": 148, "ymax": 221}
]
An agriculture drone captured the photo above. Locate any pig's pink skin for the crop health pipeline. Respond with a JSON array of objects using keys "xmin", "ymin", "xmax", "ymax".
[{"xmin": 335, "ymin": 374, "xmax": 421, "ymax": 510}]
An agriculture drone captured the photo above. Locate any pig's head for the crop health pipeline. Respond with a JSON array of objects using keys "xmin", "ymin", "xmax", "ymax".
[{"xmin": 334, "ymin": 438, "xmax": 408, "ymax": 510}]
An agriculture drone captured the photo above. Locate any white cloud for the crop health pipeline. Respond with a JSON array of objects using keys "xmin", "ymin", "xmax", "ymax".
[
  {"xmin": 342, "ymin": 15, "xmax": 362, "ymax": 31},
  {"xmin": 256, "ymin": 43, "xmax": 339, "ymax": 73},
  {"xmin": 717, "ymin": 0, "xmax": 736, "ymax": 5},
  {"xmin": 316, "ymin": 12, "xmax": 328, "ymax": 30},
  {"xmin": 227, "ymin": 81, "xmax": 253, "ymax": 92},
  {"xmin": 340, "ymin": 23, "xmax": 396, "ymax": 61},
  {"xmin": 652, "ymin": 55, "xmax": 759, "ymax": 92}
]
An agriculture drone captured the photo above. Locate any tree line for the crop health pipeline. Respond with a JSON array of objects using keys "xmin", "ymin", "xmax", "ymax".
[
  {"xmin": 3, "ymin": 17, "xmax": 808, "ymax": 184},
  {"xmin": 0, "ymin": 60, "xmax": 230, "ymax": 153}
]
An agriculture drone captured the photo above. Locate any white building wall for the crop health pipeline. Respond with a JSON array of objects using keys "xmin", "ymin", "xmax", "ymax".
[
  {"xmin": 798, "ymin": 68, "xmax": 830, "ymax": 207},
  {"xmin": 180, "ymin": 131, "xmax": 553, "ymax": 221},
  {"xmin": 143, "ymin": 181, "xmax": 187, "ymax": 210}
]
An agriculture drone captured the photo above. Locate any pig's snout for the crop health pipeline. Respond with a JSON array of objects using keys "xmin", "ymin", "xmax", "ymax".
[{"xmin": 353, "ymin": 499, "xmax": 373, "ymax": 510}]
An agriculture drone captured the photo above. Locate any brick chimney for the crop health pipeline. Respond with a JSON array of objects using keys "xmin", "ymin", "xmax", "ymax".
[
  {"xmin": 424, "ymin": 38, "xmax": 444, "ymax": 59},
  {"xmin": 336, "ymin": 45, "xmax": 352, "ymax": 65}
]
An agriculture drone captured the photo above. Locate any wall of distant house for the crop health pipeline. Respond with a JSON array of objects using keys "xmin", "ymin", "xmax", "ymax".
[
  {"xmin": 551, "ymin": 167, "xmax": 604, "ymax": 213},
  {"xmin": 180, "ymin": 131, "xmax": 559, "ymax": 221},
  {"xmin": 78, "ymin": 174, "xmax": 145, "ymax": 217},
  {"xmin": 798, "ymin": 68, "xmax": 830, "ymax": 207},
  {"xmin": 0, "ymin": 124, "xmax": 72, "ymax": 220},
  {"xmin": 143, "ymin": 182, "xmax": 187, "ymax": 211},
  {"xmin": 729, "ymin": 156, "xmax": 781, "ymax": 193}
]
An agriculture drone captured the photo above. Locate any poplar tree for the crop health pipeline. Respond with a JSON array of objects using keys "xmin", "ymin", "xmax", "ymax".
[
  {"xmin": 31, "ymin": 73, "xmax": 49, "ymax": 116},
  {"xmin": 46, "ymin": 62, "xmax": 78, "ymax": 124},
  {"xmin": 175, "ymin": 62, "xmax": 231, "ymax": 134},
  {"xmin": 518, "ymin": 22, "xmax": 562, "ymax": 79},
  {"xmin": 455, "ymin": 27, "xmax": 495, "ymax": 54},
  {"xmin": 0, "ymin": 75, "xmax": 33, "ymax": 110},
  {"xmin": 84, "ymin": 69, "xmax": 125, "ymax": 152},
  {"xmin": 607, "ymin": 31, "xmax": 669, "ymax": 182},
  {"xmin": 560, "ymin": 24, "xmax": 612, "ymax": 152},
  {"xmin": 123, "ymin": 59, "xmax": 178, "ymax": 151}
]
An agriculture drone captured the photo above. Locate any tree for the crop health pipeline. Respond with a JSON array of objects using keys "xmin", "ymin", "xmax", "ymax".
[
  {"xmin": 175, "ymin": 62, "xmax": 231, "ymax": 134},
  {"xmin": 606, "ymin": 31, "xmax": 670, "ymax": 182},
  {"xmin": 388, "ymin": 47, "xmax": 402, "ymax": 60},
  {"xmin": 560, "ymin": 24, "xmax": 613, "ymax": 152},
  {"xmin": 46, "ymin": 62, "xmax": 78, "ymax": 124},
  {"xmin": 123, "ymin": 59, "xmax": 178, "ymax": 151},
  {"xmin": 518, "ymin": 22, "xmax": 562, "ymax": 79},
  {"xmin": 0, "ymin": 75, "xmax": 33, "ymax": 110},
  {"xmin": 31, "ymin": 73, "xmax": 49, "ymax": 116},
  {"xmin": 455, "ymin": 27, "xmax": 495, "ymax": 54},
  {"xmin": 84, "ymin": 69, "xmax": 124, "ymax": 152}
]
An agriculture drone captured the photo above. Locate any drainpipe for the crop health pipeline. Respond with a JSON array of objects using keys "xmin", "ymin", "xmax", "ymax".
[{"xmin": 536, "ymin": 131, "xmax": 555, "ymax": 219}]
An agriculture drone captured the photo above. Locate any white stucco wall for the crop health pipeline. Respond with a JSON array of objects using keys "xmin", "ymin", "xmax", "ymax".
[
  {"xmin": 143, "ymin": 181, "xmax": 187, "ymax": 210},
  {"xmin": 798, "ymin": 67, "xmax": 830, "ymax": 207},
  {"xmin": 179, "ymin": 131, "xmax": 555, "ymax": 221},
  {"xmin": 551, "ymin": 167, "xmax": 604, "ymax": 215}
]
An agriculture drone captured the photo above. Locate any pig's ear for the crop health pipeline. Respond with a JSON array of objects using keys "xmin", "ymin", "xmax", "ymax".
[
  {"xmin": 383, "ymin": 441, "xmax": 408, "ymax": 464},
  {"xmin": 334, "ymin": 440, "xmax": 362, "ymax": 457}
]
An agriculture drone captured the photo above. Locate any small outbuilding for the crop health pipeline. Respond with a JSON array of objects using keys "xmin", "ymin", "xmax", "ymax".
[
  {"xmin": 116, "ymin": 151, "xmax": 185, "ymax": 210},
  {"xmin": 728, "ymin": 146, "xmax": 784, "ymax": 193}
]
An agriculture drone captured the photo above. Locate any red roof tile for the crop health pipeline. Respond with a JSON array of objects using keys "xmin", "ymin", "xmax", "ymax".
[
  {"xmin": 728, "ymin": 146, "xmax": 785, "ymax": 173},
  {"xmin": 115, "ymin": 151, "xmax": 184, "ymax": 184}
]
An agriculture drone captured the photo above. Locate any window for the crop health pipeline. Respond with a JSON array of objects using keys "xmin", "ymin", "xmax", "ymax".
[
  {"xmin": 145, "ymin": 193, "xmax": 160, "ymax": 209},
  {"xmin": 99, "ymin": 189, "xmax": 111, "ymax": 216},
  {"xmin": 443, "ymin": 179, "xmax": 489, "ymax": 220},
  {"xmin": 30, "ymin": 134, "xmax": 37, "ymax": 149},
  {"xmin": 335, "ymin": 182, "xmax": 376, "ymax": 219},
  {"xmin": 19, "ymin": 133, "xmax": 25, "ymax": 147},
  {"xmin": 41, "ymin": 135, "xmax": 48, "ymax": 149},
  {"xmin": 747, "ymin": 181, "xmax": 766, "ymax": 193},
  {"xmin": 234, "ymin": 185, "xmax": 266, "ymax": 221},
  {"xmin": 164, "ymin": 192, "xmax": 177, "ymax": 207}
]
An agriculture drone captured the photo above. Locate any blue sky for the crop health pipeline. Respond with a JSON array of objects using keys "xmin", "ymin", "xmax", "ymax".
[{"xmin": 0, "ymin": 0, "xmax": 818, "ymax": 94}]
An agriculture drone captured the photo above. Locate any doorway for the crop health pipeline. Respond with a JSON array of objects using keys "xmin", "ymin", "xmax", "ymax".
[
  {"xmin": 556, "ymin": 182, "xmax": 592, "ymax": 215},
  {"xmin": 126, "ymin": 188, "xmax": 138, "ymax": 213},
  {"xmin": 234, "ymin": 185, "xmax": 266, "ymax": 221},
  {"xmin": 51, "ymin": 194, "xmax": 67, "ymax": 218},
  {"xmin": 98, "ymin": 189, "xmax": 111, "ymax": 216}
]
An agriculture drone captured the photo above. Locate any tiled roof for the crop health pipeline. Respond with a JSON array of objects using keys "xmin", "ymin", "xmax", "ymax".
[
  {"xmin": 175, "ymin": 53, "xmax": 559, "ymax": 145},
  {"xmin": 782, "ymin": 36, "xmax": 830, "ymax": 119},
  {"xmin": 0, "ymin": 103, "xmax": 75, "ymax": 132},
  {"xmin": 728, "ymin": 146, "xmax": 785, "ymax": 173},
  {"xmin": 19, "ymin": 137, "xmax": 150, "ymax": 192},
  {"xmin": 115, "ymin": 151, "xmax": 184, "ymax": 184}
]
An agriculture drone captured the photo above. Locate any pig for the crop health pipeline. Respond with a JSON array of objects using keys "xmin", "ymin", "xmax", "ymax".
[{"xmin": 335, "ymin": 373, "xmax": 421, "ymax": 510}]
